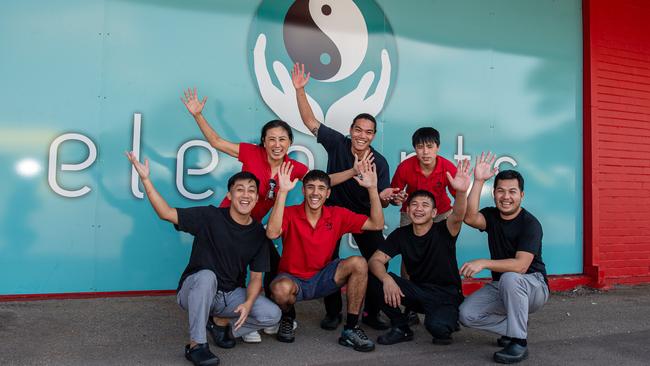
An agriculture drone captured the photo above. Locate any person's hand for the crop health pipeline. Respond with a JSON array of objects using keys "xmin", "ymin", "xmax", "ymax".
[
  {"xmin": 181, "ymin": 88, "xmax": 207, "ymax": 117},
  {"xmin": 277, "ymin": 161, "xmax": 299, "ymax": 193},
  {"xmin": 353, "ymin": 160, "xmax": 377, "ymax": 189},
  {"xmin": 253, "ymin": 34, "xmax": 324, "ymax": 135},
  {"xmin": 352, "ymin": 150, "xmax": 375, "ymax": 175},
  {"xmin": 447, "ymin": 159, "xmax": 472, "ymax": 193},
  {"xmin": 383, "ymin": 276, "xmax": 405, "ymax": 308},
  {"xmin": 474, "ymin": 152, "xmax": 498, "ymax": 182},
  {"xmin": 379, "ymin": 187, "xmax": 400, "ymax": 202},
  {"xmin": 392, "ymin": 187, "xmax": 409, "ymax": 205},
  {"xmin": 460, "ymin": 259, "xmax": 486, "ymax": 278},
  {"xmin": 125, "ymin": 151, "xmax": 149, "ymax": 180},
  {"xmin": 291, "ymin": 63, "xmax": 310, "ymax": 90},
  {"xmin": 233, "ymin": 302, "xmax": 252, "ymax": 332}
]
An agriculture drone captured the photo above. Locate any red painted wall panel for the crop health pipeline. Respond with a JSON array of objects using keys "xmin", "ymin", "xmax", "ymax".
[{"xmin": 585, "ymin": 0, "xmax": 650, "ymax": 287}]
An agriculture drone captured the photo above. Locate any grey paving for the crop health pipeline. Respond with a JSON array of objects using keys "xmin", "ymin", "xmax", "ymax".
[{"xmin": 1, "ymin": 285, "xmax": 649, "ymax": 365}]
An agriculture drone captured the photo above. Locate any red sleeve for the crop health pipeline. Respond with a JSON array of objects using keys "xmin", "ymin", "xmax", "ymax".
[
  {"xmin": 390, "ymin": 161, "xmax": 405, "ymax": 189},
  {"xmin": 238, "ymin": 142, "xmax": 258, "ymax": 163},
  {"xmin": 337, "ymin": 207, "xmax": 369, "ymax": 235},
  {"xmin": 291, "ymin": 160, "xmax": 309, "ymax": 180},
  {"xmin": 445, "ymin": 158, "xmax": 458, "ymax": 197}
]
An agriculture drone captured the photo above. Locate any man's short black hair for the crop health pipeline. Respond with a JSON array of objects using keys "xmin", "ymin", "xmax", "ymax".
[
  {"xmin": 406, "ymin": 189, "xmax": 436, "ymax": 208},
  {"xmin": 303, "ymin": 169, "xmax": 331, "ymax": 189},
  {"xmin": 227, "ymin": 171, "xmax": 260, "ymax": 192},
  {"xmin": 412, "ymin": 127, "xmax": 440, "ymax": 147},
  {"xmin": 494, "ymin": 170, "xmax": 524, "ymax": 191},
  {"xmin": 259, "ymin": 119, "xmax": 293, "ymax": 146},
  {"xmin": 351, "ymin": 113, "xmax": 377, "ymax": 132}
]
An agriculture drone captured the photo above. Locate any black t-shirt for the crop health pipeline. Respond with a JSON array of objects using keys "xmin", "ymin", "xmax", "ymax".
[
  {"xmin": 174, "ymin": 206, "xmax": 271, "ymax": 292},
  {"xmin": 317, "ymin": 124, "xmax": 390, "ymax": 216},
  {"xmin": 380, "ymin": 221, "xmax": 462, "ymax": 297},
  {"xmin": 479, "ymin": 207, "xmax": 547, "ymax": 282}
]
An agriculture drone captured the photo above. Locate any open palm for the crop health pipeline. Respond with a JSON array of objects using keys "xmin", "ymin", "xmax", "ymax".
[
  {"xmin": 447, "ymin": 159, "xmax": 471, "ymax": 193},
  {"xmin": 474, "ymin": 151, "xmax": 498, "ymax": 181},
  {"xmin": 126, "ymin": 151, "xmax": 149, "ymax": 179},
  {"xmin": 181, "ymin": 88, "xmax": 207, "ymax": 117}
]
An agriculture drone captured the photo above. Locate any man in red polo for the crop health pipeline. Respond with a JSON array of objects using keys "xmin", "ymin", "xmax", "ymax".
[{"xmin": 266, "ymin": 162, "xmax": 384, "ymax": 352}]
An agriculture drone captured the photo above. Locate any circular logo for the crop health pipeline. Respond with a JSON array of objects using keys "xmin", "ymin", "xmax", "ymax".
[{"xmin": 248, "ymin": 0, "xmax": 398, "ymax": 135}]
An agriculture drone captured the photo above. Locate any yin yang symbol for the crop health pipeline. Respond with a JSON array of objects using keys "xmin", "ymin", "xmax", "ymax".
[{"xmin": 283, "ymin": 0, "xmax": 368, "ymax": 83}]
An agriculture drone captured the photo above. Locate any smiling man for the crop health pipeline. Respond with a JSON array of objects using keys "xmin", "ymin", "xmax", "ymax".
[
  {"xmin": 459, "ymin": 152, "xmax": 549, "ymax": 364},
  {"xmin": 266, "ymin": 162, "xmax": 384, "ymax": 352},
  {"xmin": 292, "ymin": 63, "xmax": 393, "ymax": 331},
  {"xmin": 126, "ymin": 152, "xmax": 281, "ymax": 366}
]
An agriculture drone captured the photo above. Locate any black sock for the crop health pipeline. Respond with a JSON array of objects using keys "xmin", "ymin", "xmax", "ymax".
[
  {"xmin": 344, "ymin": 313, "xmax": 359, "ymax": 330},
  {"xmin": 511, "ymin": 337, "xmax": 527, "ymax": 347},
  {"xmin": 282, "ymin": 306, "xmax": 296, "ymax": 319}
]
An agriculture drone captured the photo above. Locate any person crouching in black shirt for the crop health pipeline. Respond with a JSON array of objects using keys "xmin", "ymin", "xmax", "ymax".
[
  {"xmin": 367, "ymin": 159, "xmax": 472, "ymax": 345},
  {"xmin": 459, "ymin": 152, "xmax": 549, "ymax": 364},
  {"xmin": 126, "ymin": 152, "xmax": 281, "ymax": 366}
]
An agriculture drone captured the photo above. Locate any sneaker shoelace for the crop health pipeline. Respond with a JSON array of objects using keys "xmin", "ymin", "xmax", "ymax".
[
  {"xmin": 280, "ymin": 318, "xmax": 294, "ymax": 333},
  {"xmin": 352, "ymin": 327, "xmax": 369, "ymax": 340}
]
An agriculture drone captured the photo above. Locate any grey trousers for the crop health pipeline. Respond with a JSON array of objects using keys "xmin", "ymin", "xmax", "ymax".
[
  {"xmin": 177, "ymin": 270, "xmax": 282, "ymax": 343},
  {"xmin": 459, "ymin": 272, "xmax": 549, "ymax": 339}
]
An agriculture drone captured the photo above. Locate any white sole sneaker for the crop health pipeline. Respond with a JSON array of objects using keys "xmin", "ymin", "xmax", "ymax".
[
  {"xmin": 263, "ymin": 320, "xmax": 298, "ymax": 335},
  {"xmin": 242, "ymin": 330, "xmax": 262, "ymax": 343}
]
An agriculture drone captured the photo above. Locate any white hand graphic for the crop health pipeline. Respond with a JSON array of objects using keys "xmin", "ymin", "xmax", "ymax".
[
  {"xmin": 324, "ymin": 49, "xmax": 391, "ymax": 134},
  {"xmin": 254, "ymin": 34, "xmax": 324, "ymax": 135}
]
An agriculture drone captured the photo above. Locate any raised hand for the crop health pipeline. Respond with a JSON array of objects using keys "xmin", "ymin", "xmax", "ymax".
[
  {"xmin": 181, "ymin": 88, "xmax": 207, "ymax": 117},
  {"xmin": 324, "ymin": 49, "xmax": 392, "ymax": 134},
  {"xmin": 125, "ymin": 151, "xmax": 149, "ymax": 180},
  {"xmin": 474, "ymin": 151, "xmax": 499, "ymax": 181},
  {"xmin": 447, "ymin": 159, "xmax": 472, "ymax": 193},
  {"xmin": 253, "ymin": 34, "xmax": 324, "ymax": 135},
  {"xmin": 291, "ymin": 63, "xmax": 310, "ymax": 90},
  {"xmin": 353, "ymin": 160, "xmax": 378, "ymax": 189},
  {"xmin": 277, "ymin": 161, "xmax": 298, "ymax": 193},
  {"xmin": 352, "ymin": 150, "xmax": 375, "ymax": 175}
]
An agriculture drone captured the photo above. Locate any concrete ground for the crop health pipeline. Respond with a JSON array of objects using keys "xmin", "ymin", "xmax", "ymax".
[{"xmin": 1, "ymin": 285, "xmax": 649, "ymax": 366}]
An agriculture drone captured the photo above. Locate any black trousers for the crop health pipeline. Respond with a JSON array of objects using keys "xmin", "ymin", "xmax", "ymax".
[
  {"xmin": 367, "ymin": 273, "xmax": 462, "ymax": 339},
  {"xmin": 323, "ymin": 230, "xmax": 386, "ymax": 317}
]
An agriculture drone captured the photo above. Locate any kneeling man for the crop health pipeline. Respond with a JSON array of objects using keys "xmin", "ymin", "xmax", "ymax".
[
  {"xmin": 127, "ymin": 152, "xmax": 281, "ymax": 366},
  {"xmin": 266, "ymin": 162, "xmax": 384, "ymax": 352},
  {"xmin": 460, "ymin": 152, "xmax": 549, "ymax": 364},
  {"xmin": 368, "ymin": 159, "xmax": 471, "ymax": 345}
]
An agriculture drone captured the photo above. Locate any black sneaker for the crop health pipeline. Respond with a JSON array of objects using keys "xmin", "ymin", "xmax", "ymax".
[
  {"xmin": 276, "ymin": 316, "xmax": 295, "ymax": 343},
  {"xmin": 338, "ymin": 326, "xmax": 375, "ymax": 352},
  {"xmin": 184, "ymin": 343, "xmax": 220, "ymax": 366},
  {"xmin": 361, "ymin": 315, "xmax": 390, "ymax": 330},
  {"xmin": 377, "ymin": 327, "xmax": 414, "ymax": 345},
  {"xmin": 494, "ymin": 342, "xmax": 528, "ymax": 364},
  {"xmin": 497, "ymin": 336, "xmax": 512, "ymax": 347},
  {"xmin": 405, "ymin": 310, "xmax": 420, "ymax": 326},
  {"xmin": 320, "ymin": 313, "xmax": 342, "ymax": 330},
  {"xmin": 206, "ymin": 318, "xmax": 235, "ymax": 349}
]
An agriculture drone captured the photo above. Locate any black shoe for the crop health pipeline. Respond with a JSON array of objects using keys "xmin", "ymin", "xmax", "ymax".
[
  {"xmin": 362, "ymin": 315, "xmax": 390, "ymax": 330},
  {"xmin": 493, "ymin": 342, "xmax": 528, "ymax": 364},
  {"xmin": 432, "ymin": 335, "xmax": 453, "ymax": 345},
  {"xmin": 277, "ymin": 316, "xmax": 295, "ymax": 343},
  {"xmin": 497, "ymin": 336, "xmax": 512, "ymax": 347},
  {"xmin": 405, "ymin": 310, "xmax": 420, "ymax": 327},
  {"xmin": 377, "ymin": 327, "xmax": 414, "ymax": 345},
  {"xmin": 320, "ymin": 313, "xmax": 342, "ymax": 330},
  {"xmin": 184, "ymin": 343, "xmax": 220, "ymax": 366},
  {"xmin": 206, "ymin": 318, "xmax": 235, "ymax": 349}
]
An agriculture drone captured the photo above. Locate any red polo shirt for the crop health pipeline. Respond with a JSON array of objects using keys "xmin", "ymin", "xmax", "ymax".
[
  {"xmin": 220, "ymin": 143, "xmax": 308, "ymax": 222},
  {"xmin": 278, "ymin": 204, "xmax": 368, "ymax": 279},
  {"xmin": 390, "ymin": 155, "xmax": 457, "ymax": 213}
]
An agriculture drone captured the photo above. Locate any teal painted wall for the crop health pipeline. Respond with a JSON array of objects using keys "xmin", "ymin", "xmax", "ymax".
[{"xmin": 0, "ymin": 0, "xmax": 582, "ymax": 294}]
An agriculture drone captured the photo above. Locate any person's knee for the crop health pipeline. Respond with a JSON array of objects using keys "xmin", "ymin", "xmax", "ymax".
[
  {"xmin": 499, "ymin": 272, "xmax": 525, "ymax": 293},
  {"xmin": 257, "ymin": 303, "xmax": 282, "ymax": 325},
  {"xmin": 270, "ymin": 278, "xmax": 295, "ymax": 304},
  {"xmin": 192, "ymin": 270, "xmax": 217, "ymax": 292},
  {"xmin": 344, "ymin": 256, "xmax": 368, "ymax": 274},
  {"xmin": 458, "ymin": 301, "xmax": 477, "ymax": 327}
]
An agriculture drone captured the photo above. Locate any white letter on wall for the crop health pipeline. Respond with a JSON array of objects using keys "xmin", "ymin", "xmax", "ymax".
[
  {"xmin": 48, "ymin": 133, "xmax": 97, "ymax": 197},
  {"xmin": 131, "ymin": 113, "xmax": 144, "ymax": 199},
  {"xmin": 288, "ymin": 145, "xmax": 315, "ymax": 169},
  {"xmin": 177, "ymin": 140, "xmax": 219, "ymax": 200}
]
